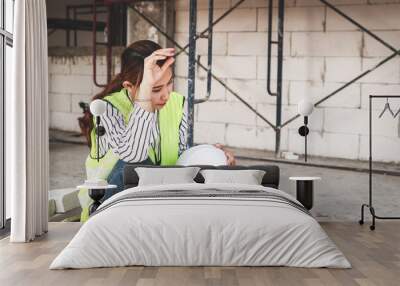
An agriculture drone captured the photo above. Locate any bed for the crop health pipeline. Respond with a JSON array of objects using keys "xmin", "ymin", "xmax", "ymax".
[{"xmin": 50, "ymin": 165, "xmax": 350, "ymax": 269}]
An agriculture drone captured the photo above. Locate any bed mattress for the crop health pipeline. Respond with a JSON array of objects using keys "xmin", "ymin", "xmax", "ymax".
[{"xmin": 50, "ymin": 183, "xmax": 350, "ymax": 269}]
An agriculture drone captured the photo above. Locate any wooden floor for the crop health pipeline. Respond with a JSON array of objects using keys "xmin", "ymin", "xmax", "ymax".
[{"xmin": 0, "ymin": 222, "xmax": 399, "ymax": 286}]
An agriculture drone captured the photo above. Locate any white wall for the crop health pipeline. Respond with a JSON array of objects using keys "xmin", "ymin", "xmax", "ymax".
[
  {"xmin": 47, "ymin": 0, "xmax": 400, "ymax": 163},
  {"xmin": 48, "ymin": 55, "xmax": 120, "ymax": 132},
  {"xmin": 173, "ymin": 0, "xmax": 400, "ymax": 163}
]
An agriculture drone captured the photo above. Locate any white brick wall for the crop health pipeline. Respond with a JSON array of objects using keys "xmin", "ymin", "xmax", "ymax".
[
  {"xmin": 173, "ymin": 0, "xmax": 400, "ymax": 162},
  {"xmin": 48, "ymin": 55, "xmax": 118, "ymax": 133},
  {"xmin": 47, "ymin": 1, "xmax": 400, "ymax": 163}
]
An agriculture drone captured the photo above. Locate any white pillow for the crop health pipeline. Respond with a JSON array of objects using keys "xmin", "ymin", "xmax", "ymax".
[
  {"xmin": 135, "ymin": 167, "xmax": 201, "ymax": 186},
  {"xmin": 200, "ymin": 169, "xmax": 266, "ymax": 185}
]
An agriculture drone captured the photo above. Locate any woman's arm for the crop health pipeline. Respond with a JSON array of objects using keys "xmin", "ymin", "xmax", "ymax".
[
  {"xmin": 100, "ymin": 102, "xmax": 156, "ymax": 162},
  {"xmin": 178, "ymin": 101, "xmax": 189, "ymax": 156}
]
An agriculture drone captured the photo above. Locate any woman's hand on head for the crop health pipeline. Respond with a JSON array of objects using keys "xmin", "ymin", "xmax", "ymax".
[
  {"xmin": 128, "ymin": 48, "xmax": 175, "ymax": 112},
  {"xmin": 214, "ymin": 143, "xmax": 236, "ymax": 166},
  {"xmin": 141, "ymin": 48, "xmax": 175, "ymax": 88}
]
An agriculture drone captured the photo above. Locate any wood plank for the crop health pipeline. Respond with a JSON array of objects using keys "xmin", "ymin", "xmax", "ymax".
[{"xmin": 0, "ymin": 222, "xmax": 400, "ymax": 286}]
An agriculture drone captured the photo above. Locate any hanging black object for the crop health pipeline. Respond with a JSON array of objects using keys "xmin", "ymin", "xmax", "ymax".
[
  {"xmin": 378, "ymin": 98, "xmax": 395, "ymax": 118},
  {"xmin": 298, "ymin": 116, "xmax": 310, "ymax": 162},
  {"xmin": 90, "ymin": 100, "xmax": 107, "ymax": 162},
  {"xmin": 298, "ymin": 125, "xmax": 309, "ymax": 136}
]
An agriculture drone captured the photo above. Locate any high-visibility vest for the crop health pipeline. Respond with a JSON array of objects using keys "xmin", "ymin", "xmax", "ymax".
[{"xmin": 78, "ymin": 88, "xmax": 185, "ymax": 222}]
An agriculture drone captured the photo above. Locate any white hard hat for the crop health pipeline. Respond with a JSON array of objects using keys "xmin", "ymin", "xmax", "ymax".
[{"xmin": 177, "ymin": 144, "xmax": 227, "ymax": 166}]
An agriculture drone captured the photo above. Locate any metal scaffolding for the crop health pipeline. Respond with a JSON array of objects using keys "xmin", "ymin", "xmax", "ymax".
[{"xmin": 82, "ymin": 0, "xmax": 400, "ymax": 157}]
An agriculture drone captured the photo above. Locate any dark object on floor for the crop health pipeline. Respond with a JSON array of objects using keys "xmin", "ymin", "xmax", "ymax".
[
  {"xmin": 289, "ymin": 177, "xmax": 321, "ymax": 210},
  {"xmin": 88, "ymin": 189, "xmax": 106, "ymax": 215}
]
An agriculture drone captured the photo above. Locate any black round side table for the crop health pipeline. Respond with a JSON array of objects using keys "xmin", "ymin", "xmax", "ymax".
[
  {"xmin": 77, "ymin": 184, "xmax": 117, "ymax": 215},
  {"xmin": 289, "ymin": 177, "xmax": 321, "ymax": 210}
]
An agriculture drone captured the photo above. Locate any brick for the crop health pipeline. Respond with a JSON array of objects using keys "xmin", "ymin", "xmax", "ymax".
[
  {"xmin": 231, "ymin": 0, "xmax": 296, "ymax": 8},
  {"xmin": 289, "ymin": 81, "xmax": 361, "ymax": 108},
  {"xmin": 325, "ymin": 57, "xmax": 362, "ymax": 82},
  {"xmin": 70, "ymin": 56, "xmax": 108, "ymax": 76},
  {"xmin": 50, "ymin": 74, "xmax": 93, "ymax": 95},
  {"xmin": 291, "ymin": 32, "xmax": 362, "ymax": 57},
  {"xmin": 197, "ymin": 101, "xmax": 256, "ymax": 125},
  {"xmin": 176, "ymin": 8, "xmax": 257, "ymax": 33},
  {"xmin": 193, "ymin": 121, "xmax": 226, "ymax": 145},
  {"xmin": 48, "ymin": 57, "xmax": 71, "ymax": 75},
  {"xmin": 174, "ymin": 76, "xmax": 226, "ymax": 101},
  {"xmin": 226, "ymin": 79, "xmax": 289, "ymax": 104},
  {"xmin": 228, "ymin": 32, "xmax": 267, "ymax": 56},
  {"xmin": 359, "ymin": 135, "xmax": 400, "ymax": 162},
  {"xmin": 198, "ymin": 55, "xmax": 257, "ymax": 79},
  {"xmin": 285, "ymin": 57, "xmax": 326, "ymax": 81},
  {"xmin": 256, "ymin": 102, "xmax": 325, "ymax": 131},
  {"xmin": 296, "ymin": 0, "xmax": 367, "ymax": 6},
  {"xmin": 255, "ymin": 126, "xmax": 289, "ymax": 151},
  {"xmin": 228, "ymin": 32, "xmax": 290, "ymax": 56},
  {"xmin": 225, "ymin": 124, "xmax": 257, "ymax": 148},
  {"xmin": 50, "ymin": 112, "xmax": 81, "ymax": 133},
  {"xmin": 288, "ymin": 129, "xmax": 360, "ymax": 159},
  {"xmin": 360, "ymin": 58, "xmax": 400, "ymax": 84},
  {"xmin": 175, "ymin": 0, "xmax": 231, "ymax": 11},
  {"xmin": 258, "ymin": 56, "xmax": 325, "ymax": 81},
  {"xmin": 49, "ymin": 93, "xmax": 71, "ymax": 113},
  {"xmin": 174, "ymin": 32, "xmax": 227, "ymax": 56},
  {"xmin": 326, "ymin": 5, "xmax": 400, "ymax": 31},
  {"xmin": 255, "ymin": 103, "xmax": 276, "ymax": 128},
  {"xmin": 363, "ymin": 31, "xmax": 400, "ymax": 57},
  {"xmin": 258, "ymin": 7, "xmax": 325, "ymax": 32},
  {"xmin": 360, "ymin": 83, "xmax": 400, "ymax": 110},
  {"xmin": 174, "ymin": 54, "xmax": 188, "ymax": 77},
  {"xmin": 324, "ymin": 107, "xmax": 398, "ymax": 137},
  {"xmin": 225, "ymin": 124, "xmax": 288, "ymax": 151}
]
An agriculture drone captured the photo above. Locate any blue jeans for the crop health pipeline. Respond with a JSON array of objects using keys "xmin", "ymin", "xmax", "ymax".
[{"xmin": 103, "ymin": 158, "xmax": 154, "ymax": 201}]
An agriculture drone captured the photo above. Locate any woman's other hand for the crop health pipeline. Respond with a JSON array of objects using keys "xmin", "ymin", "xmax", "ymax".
[{"xmin": 214, "ymin": 143, "xmax": 236, "ymax": 166}]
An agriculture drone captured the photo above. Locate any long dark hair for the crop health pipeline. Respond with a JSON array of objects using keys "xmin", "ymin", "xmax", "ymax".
[
  {"xmin": 80, "ymin": 40, "xmax": 167, "ymax": 147},
  {"xmin": 94, "ymin": 39, "xmax": 166, "ymax": 100}
]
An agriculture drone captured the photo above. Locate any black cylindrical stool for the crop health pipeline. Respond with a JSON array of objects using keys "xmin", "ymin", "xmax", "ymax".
[
  {"xmin": 77, "ymin": 183, "xmax": 117, "ymax": 215},
  {"xmin": 289, "ymin": 177, "xmax": 321, "ymax": 210}
]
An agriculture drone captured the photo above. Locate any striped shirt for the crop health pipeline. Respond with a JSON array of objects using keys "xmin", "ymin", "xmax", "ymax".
[{"xmin": 97, "ymin": 100, "xmax": 189, "ymax": 163}]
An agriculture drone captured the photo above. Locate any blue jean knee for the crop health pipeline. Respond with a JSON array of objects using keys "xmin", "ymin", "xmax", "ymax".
[{"xmin": 102, "ymin": 158, "xmax": 154, "ymax": 202}]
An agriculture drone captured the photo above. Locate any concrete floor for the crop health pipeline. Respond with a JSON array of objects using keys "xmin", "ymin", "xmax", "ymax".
[{"xmin": 50, "ymin": 141, "xmax": 400, "ymax": 222}]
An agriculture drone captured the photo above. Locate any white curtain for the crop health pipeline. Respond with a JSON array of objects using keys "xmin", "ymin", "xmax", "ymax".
[{"xmin": 9, "ymin": 0, "xmax": 49, "ymax": 242}]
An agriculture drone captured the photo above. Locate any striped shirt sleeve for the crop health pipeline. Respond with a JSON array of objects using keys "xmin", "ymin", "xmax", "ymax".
[
  {"xmin": 178, "ymin": 100, "xmax": 189, "ymax": 156},
  {"xmin": 99, "ymin": 102, "xmax": 156, "ymax": 163}
]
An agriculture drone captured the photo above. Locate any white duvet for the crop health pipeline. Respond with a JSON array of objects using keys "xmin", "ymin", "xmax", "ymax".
[{"xmin": 50, "ymin": 183, "xmax": 350, "ymax": 269}]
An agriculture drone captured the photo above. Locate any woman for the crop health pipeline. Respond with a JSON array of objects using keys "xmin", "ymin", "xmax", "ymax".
[{"xmin": 80, "ymin": 40, "xmax": 235, "ymax": 221}]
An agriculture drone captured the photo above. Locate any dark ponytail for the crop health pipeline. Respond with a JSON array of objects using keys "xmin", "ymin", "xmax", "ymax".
[{"xmin": 80, "ymin": 40, "xmax": 167, "ymax": 147}]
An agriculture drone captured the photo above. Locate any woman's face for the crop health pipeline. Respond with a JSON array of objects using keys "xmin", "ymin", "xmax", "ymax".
[{"xmin": 150, "ymin": 67, "xmax": 174, "ymax": 110}]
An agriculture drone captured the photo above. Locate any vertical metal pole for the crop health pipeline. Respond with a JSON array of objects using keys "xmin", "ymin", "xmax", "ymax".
[
  {"xmin": 275, "ymin": 0, "xmax": 285, "ymax": 157},
  {"xmin": 106, "ymin": 5, "xmax": 112, "ymax": 83},
  {"xmin": 369, "ymin": 95, "xmax": 372, "ymax": 207},
  {"xmin": 304, "ymin": 117, "xmax": 308, "ymax": 163},
  {"xmin": 206, "ymin": 0, "xmax": 213, "ymax": 99},
  {"xmin": 0, "ymin": 0, "xmax": 4, "ymax": 229},
  {"xmin": 187, "ymin": 0, "xmax": 197, "ymax": 147},
  {"xmin": 66, "ymin": 7, "xmax": 70, "ymax": 47},
  {"xmin": 266, "ymin": 0, "xmax": 275, "ymax": 96},
  {"xmin": 73, "ymin": 7, "xmax": 78, "ymax": 47}
]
